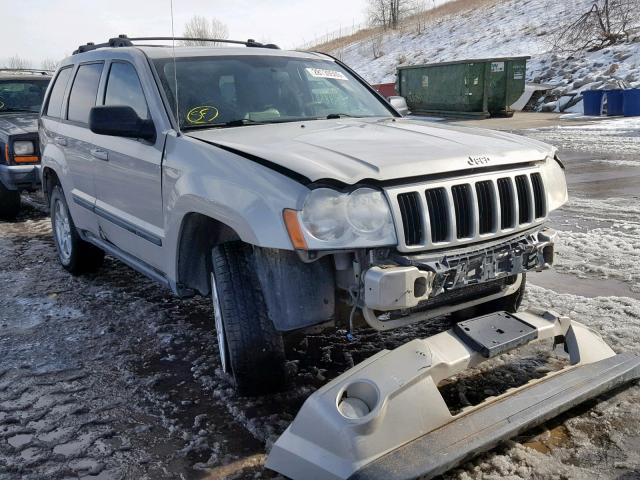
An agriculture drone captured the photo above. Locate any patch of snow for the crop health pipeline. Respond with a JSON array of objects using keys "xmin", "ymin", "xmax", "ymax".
[{"xmin": 552, "ymin": 195, "xmax": 640, "ymax": 292}]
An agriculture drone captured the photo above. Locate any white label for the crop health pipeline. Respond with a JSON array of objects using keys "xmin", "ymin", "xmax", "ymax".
[
  {"xmin": 421, "ymin": 75, "xmax": 429, "ymax": 88},
  {"xmin": 514, "ymin": 72, "xmax": 524, "ymax": 80},
  {"xmin": 491, "ymin": 62, "xmax": 505, "ymax": 73},
  {"xmin": 306, "ymin": 68, "xmax": 348, "ymax": 81}
]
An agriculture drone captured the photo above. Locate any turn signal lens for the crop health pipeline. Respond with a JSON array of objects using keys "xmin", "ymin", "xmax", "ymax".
[
  {"xmin": 283, "ymin": 209, "xmax": 308, "ymax": 250},
  {"xmin": 14, "ymin": 155, "xmax": 39, "ymax": 164}
]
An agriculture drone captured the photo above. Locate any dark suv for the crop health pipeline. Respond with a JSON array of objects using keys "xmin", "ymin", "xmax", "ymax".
[{"xmin": 0, "ymin": 69, "xmax": 51, "ymax": 218}]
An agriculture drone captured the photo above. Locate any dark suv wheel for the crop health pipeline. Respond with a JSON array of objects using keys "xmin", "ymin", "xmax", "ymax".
[
  {"xmin": 211, "ymin": 241, "xmax": 287, "ymax": 396},
  {"xmin": 50, "ymin": 185, "xmax": 105, "ymax": 274},
  {"xmin": 0, "ymin": 182, "xmax": 20, "ymax": 220}
]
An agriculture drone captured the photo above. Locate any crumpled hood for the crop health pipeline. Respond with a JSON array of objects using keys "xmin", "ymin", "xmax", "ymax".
[
  {"xmin": 0, "ymin": 112, "xmax": 38, "ymax": 136},
  {"xmin": 187, "ymin": 117, "xmax": 554, "ymax": 184}
]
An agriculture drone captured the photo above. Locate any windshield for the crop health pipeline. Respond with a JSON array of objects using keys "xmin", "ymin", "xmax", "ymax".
[
  {"xmin": 152, "ymin": 55, "xmax": 393, "ymax": 129},
  {"xmin": 0, "ymin": 79, "xmax": 50, "ymax": 113}
]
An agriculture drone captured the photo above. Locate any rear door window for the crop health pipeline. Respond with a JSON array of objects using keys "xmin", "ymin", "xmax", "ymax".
[
  {"xmin": 45, "ymin": 67, "xmax": 73, "ymax": 118},
  {"xmin": 104, "ymin": 62, "xmax": 149, "ymax": 120},
  {"xmin": 67, "ymin": 63, "xmax": 103, "ymax": 124}
]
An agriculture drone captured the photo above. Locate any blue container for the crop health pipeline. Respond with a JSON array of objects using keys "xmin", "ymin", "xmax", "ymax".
[
  {"xmin": 605, "ymin": 89, "xmax": 624, "ymax": 116},
  {"xmin": 623, "ymin": 89, "xmax": 640, "ymax": 117},
  {"xmin": 582, "ymin": 90, "xmax": 605, "ymax": 116}
]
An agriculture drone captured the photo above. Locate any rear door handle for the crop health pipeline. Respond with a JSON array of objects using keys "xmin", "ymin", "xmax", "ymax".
[
  {"xmin": 54, "ymin": 136, "xmax": 67, "ymax": 146},
  {"xmin": 90, "ymin": 149, "xmax": 109, "ymax": 161}
]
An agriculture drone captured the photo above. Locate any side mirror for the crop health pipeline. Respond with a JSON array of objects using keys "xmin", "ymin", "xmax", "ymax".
[
  {"xmin": 89, "ymin": 106, "xmax": 156, "ymax": 142},
  {"xmin": 388, "ymin": 96, "xmax": 410, "ymax": 116}
]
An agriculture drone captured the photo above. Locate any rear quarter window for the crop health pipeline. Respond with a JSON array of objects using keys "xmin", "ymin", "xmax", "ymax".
[
  {"xmin": 45, "ymin": 67, "xmax": 73, "ymax": 118},
  {"xmin": 67, "ymin": 63, "xmax": 103, "ymax": 124}
]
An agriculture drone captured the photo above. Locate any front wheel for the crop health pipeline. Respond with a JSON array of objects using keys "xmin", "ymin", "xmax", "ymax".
[
  {"xmin": 0, "ymin": 182, "xmax": 21, "ymax": 220},
  {"xmin": 50, "ymin": 185, "xmax": 105, "ymax": 274},
  {"xmin": 211, "ymin": 242, "xmax": 287, "ymax": 396}
]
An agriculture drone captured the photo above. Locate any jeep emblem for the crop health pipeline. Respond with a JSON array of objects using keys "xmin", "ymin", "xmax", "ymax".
[{"xmin": 468, "ymin": 155, "xmax": 491, "ymax": 166}]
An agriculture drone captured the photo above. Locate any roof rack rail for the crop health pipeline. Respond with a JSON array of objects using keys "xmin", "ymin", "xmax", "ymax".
[
  {"xmin": 73, "ymin": 35, "xmax": 280, "ymax": 54},
  {"xmin": 0, "ymin": 68, "xmax": 53, "ymax": 75}
]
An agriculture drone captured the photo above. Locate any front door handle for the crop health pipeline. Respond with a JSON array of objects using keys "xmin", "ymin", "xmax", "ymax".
[
  {"xmin": 54, "ymin": 136, "xmax": 67, "ymax": 146},
  {"xmin": 90, "ymin": 149, "xmax": 109, "ymax": 161}
]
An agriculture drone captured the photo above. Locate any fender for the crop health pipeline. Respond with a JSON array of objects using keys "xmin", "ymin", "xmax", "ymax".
[{"xmin": 161, "ymin": 134, "xmax": 310, "ymax": 283}]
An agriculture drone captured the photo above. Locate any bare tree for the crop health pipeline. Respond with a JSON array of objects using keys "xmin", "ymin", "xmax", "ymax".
[
  {"xmin": 367, "ymin": 0, "xmax": 416, "ymax": 29},
  {"xmin": 180, "ymin": 15, "xmax": 229, "ymax": 45},
  {"xmin": 553, "ymin": 0, "xmax": 640, "ymax": 52},
  {"xmin": 7, "ymin": 55, "xmax": 32, "ymax": 69},
  {"xmin": 41, "ymin": 58, "xmax": 59, "ymax": 72}
]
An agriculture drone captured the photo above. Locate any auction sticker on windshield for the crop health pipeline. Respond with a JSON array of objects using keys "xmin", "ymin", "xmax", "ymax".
[{"xmin": 306, "ymin": 68, "xmax": 348, "ymax": 81}]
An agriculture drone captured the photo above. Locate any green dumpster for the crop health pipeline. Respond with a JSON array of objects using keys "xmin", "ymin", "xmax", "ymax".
[{"xmin": 397, "ymin": 56, "xmax": 530, "ymax": 118}]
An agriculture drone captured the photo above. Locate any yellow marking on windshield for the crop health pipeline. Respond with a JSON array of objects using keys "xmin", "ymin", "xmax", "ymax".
[{"xmin": 186, "ymin": 105, "xmax": 219, "ymax": 124}]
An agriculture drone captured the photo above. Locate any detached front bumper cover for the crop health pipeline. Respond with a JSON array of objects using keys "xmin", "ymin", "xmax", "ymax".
[{"xmin": 266, "ymin": 309, "xmax": 640, "ymax": 480}]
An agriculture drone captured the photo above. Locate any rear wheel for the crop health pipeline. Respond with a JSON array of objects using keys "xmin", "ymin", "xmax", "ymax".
[
  {"xmin": 211, "ymin": 242, "xmax": 287, "ymax": 396},
  {"xmin": 0, "ymin": 182, "xmax": 21, "ymax": 220},
  {"xmin": 50, "ymin": 185, "xmax": 105, "ymax": 274},
  {"xmin": 451, "ymin": 274, "xmax": 526, "ymax": 321}
]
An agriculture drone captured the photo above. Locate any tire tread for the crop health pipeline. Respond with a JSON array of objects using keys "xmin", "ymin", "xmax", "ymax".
[{"xmin": 212, "ymin": 242, "xmax": 286, "ymax": 395}]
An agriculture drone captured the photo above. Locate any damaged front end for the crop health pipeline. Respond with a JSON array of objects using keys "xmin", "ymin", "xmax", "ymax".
[
  {"xmin": 359, "ymin": 227, "xmax": 555, "ymax": 330},
  {"xmin": 266, "ymin": 308, "xmax": 640, "ymax": 480}
]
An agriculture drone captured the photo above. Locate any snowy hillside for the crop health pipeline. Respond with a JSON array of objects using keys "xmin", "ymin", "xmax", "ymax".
[{"xmin": 329, "ymin": 0, "xmax": 640, "ymax": 110}]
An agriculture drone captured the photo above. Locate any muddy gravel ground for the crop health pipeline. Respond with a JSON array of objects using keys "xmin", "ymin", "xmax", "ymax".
[{"xmin": 1, "ymin": 117, "xmax": 639, "ymax": 480}]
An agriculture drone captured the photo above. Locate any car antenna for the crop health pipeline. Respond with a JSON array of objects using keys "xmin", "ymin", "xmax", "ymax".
[{"xmin": 170, "ymin": 0, "xmax": 180, "ymax": 133}]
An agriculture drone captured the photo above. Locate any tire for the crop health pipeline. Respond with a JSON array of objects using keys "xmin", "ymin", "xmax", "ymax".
[
  {"xmin": 451, "ymin": 274, "xmax": 526, "ymax": 321},
  {"xmin": 0, "ymin": 182, "xmax": 21, "ymax": 220},
  {"xmin": 50, "ymin": 185, "xmax": 105, "ymax": 274},
  {"xmin": 211, "ymin": 242, "xmax": 287, "ymax": 396}
]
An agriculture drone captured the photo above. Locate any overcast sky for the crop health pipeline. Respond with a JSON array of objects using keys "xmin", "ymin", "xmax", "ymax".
[{"xmin": 2, "ymin": 0, "xmax": 369, "ymax": 68}]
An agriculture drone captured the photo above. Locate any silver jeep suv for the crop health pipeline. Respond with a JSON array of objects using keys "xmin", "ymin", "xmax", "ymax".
[{"xmin": 40, "ymin": 36, "xmax": 567, "ymax": 395}]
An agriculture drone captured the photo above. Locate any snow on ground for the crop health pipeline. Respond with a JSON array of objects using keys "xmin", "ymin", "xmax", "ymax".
[
  {"xmin": 520, "ymin": 116, "xmax": 640, "ymax": 154},
  {"xmin": 330, "ymin": 0, "xmax": 640, "ymax": 111},
  {"xmin": 551, "ymin": 196, "xmax": 640, "ymax": 292}
]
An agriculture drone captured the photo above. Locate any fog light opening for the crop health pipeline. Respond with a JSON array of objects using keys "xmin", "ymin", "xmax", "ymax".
[
  {"xmin": 337, "ymin": 380, "xmax": 379, "ymax": 419},
  {"xmin": 414, "ymin": 277, "xmax": 428, "ymax": 298}
]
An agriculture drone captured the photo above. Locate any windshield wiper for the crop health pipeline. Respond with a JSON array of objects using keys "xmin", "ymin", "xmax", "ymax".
[
  {"xmin": 325, "ymin": 113, "xmax": 360, "ymax": 119},
  {"xmin": 223, "ymin": 118, "xmax": 267, "ymax": 127},
  {"xmin": 182, "ymin": 118, "xmax": 267, "ymax": 130}
]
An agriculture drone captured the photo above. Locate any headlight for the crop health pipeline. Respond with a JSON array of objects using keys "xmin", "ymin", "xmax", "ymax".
[
  {"xmin": 346, "ymin": 188, "xmax": 390, "ymax": 234},
  {"xmin": 300, "ymin": 188, "xmax": 347, "ymax": 241},
  {"xmin": 13, "ymin": 140, "xmax": 35, "ymax": 156},
  {"xmin": 297, "ymin": 187, "xmax": 397, "ymax": 249},
  {"xmin": 540, "ymin": 154, "xmax": 568, "ymax": 212}
]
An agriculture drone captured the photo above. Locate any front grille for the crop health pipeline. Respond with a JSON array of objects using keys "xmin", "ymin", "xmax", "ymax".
[
  {"xmin": 530, "ymin": 173, "xmax": 546, "ymax": 219},
  {"xmin": 425, "ymin": 188, "xmax": 448, "ymax": 243},
  {"xmin": 390, "ymin": 169, "xmax": 548, "ymax": 252},
  {"xmin": 515, "ymin": 175, "xmax": 531, "ymax": 224},
  {"xmin": 397, "ymin": 192, "xmax": 423, "ymax": 246},
  {"xmin": 451, "ymin": 184, "xmax": 472, "ymax": 238},
  {"xmin": 497, "ymin": 178, "xmax": 515, "ymax": 229},
  {"xmin": 475, "ymin": 180, "xmax": 495, "ymax": 234}
]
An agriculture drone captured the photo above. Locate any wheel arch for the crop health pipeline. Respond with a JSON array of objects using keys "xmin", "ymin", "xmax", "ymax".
[
  {"xmin": 175, "ymin": 212, "xmax": 241, "ymax": 297},
  {"xmin": 41, "ymin": 166, "xmax": 61, "ymax": 203}
]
